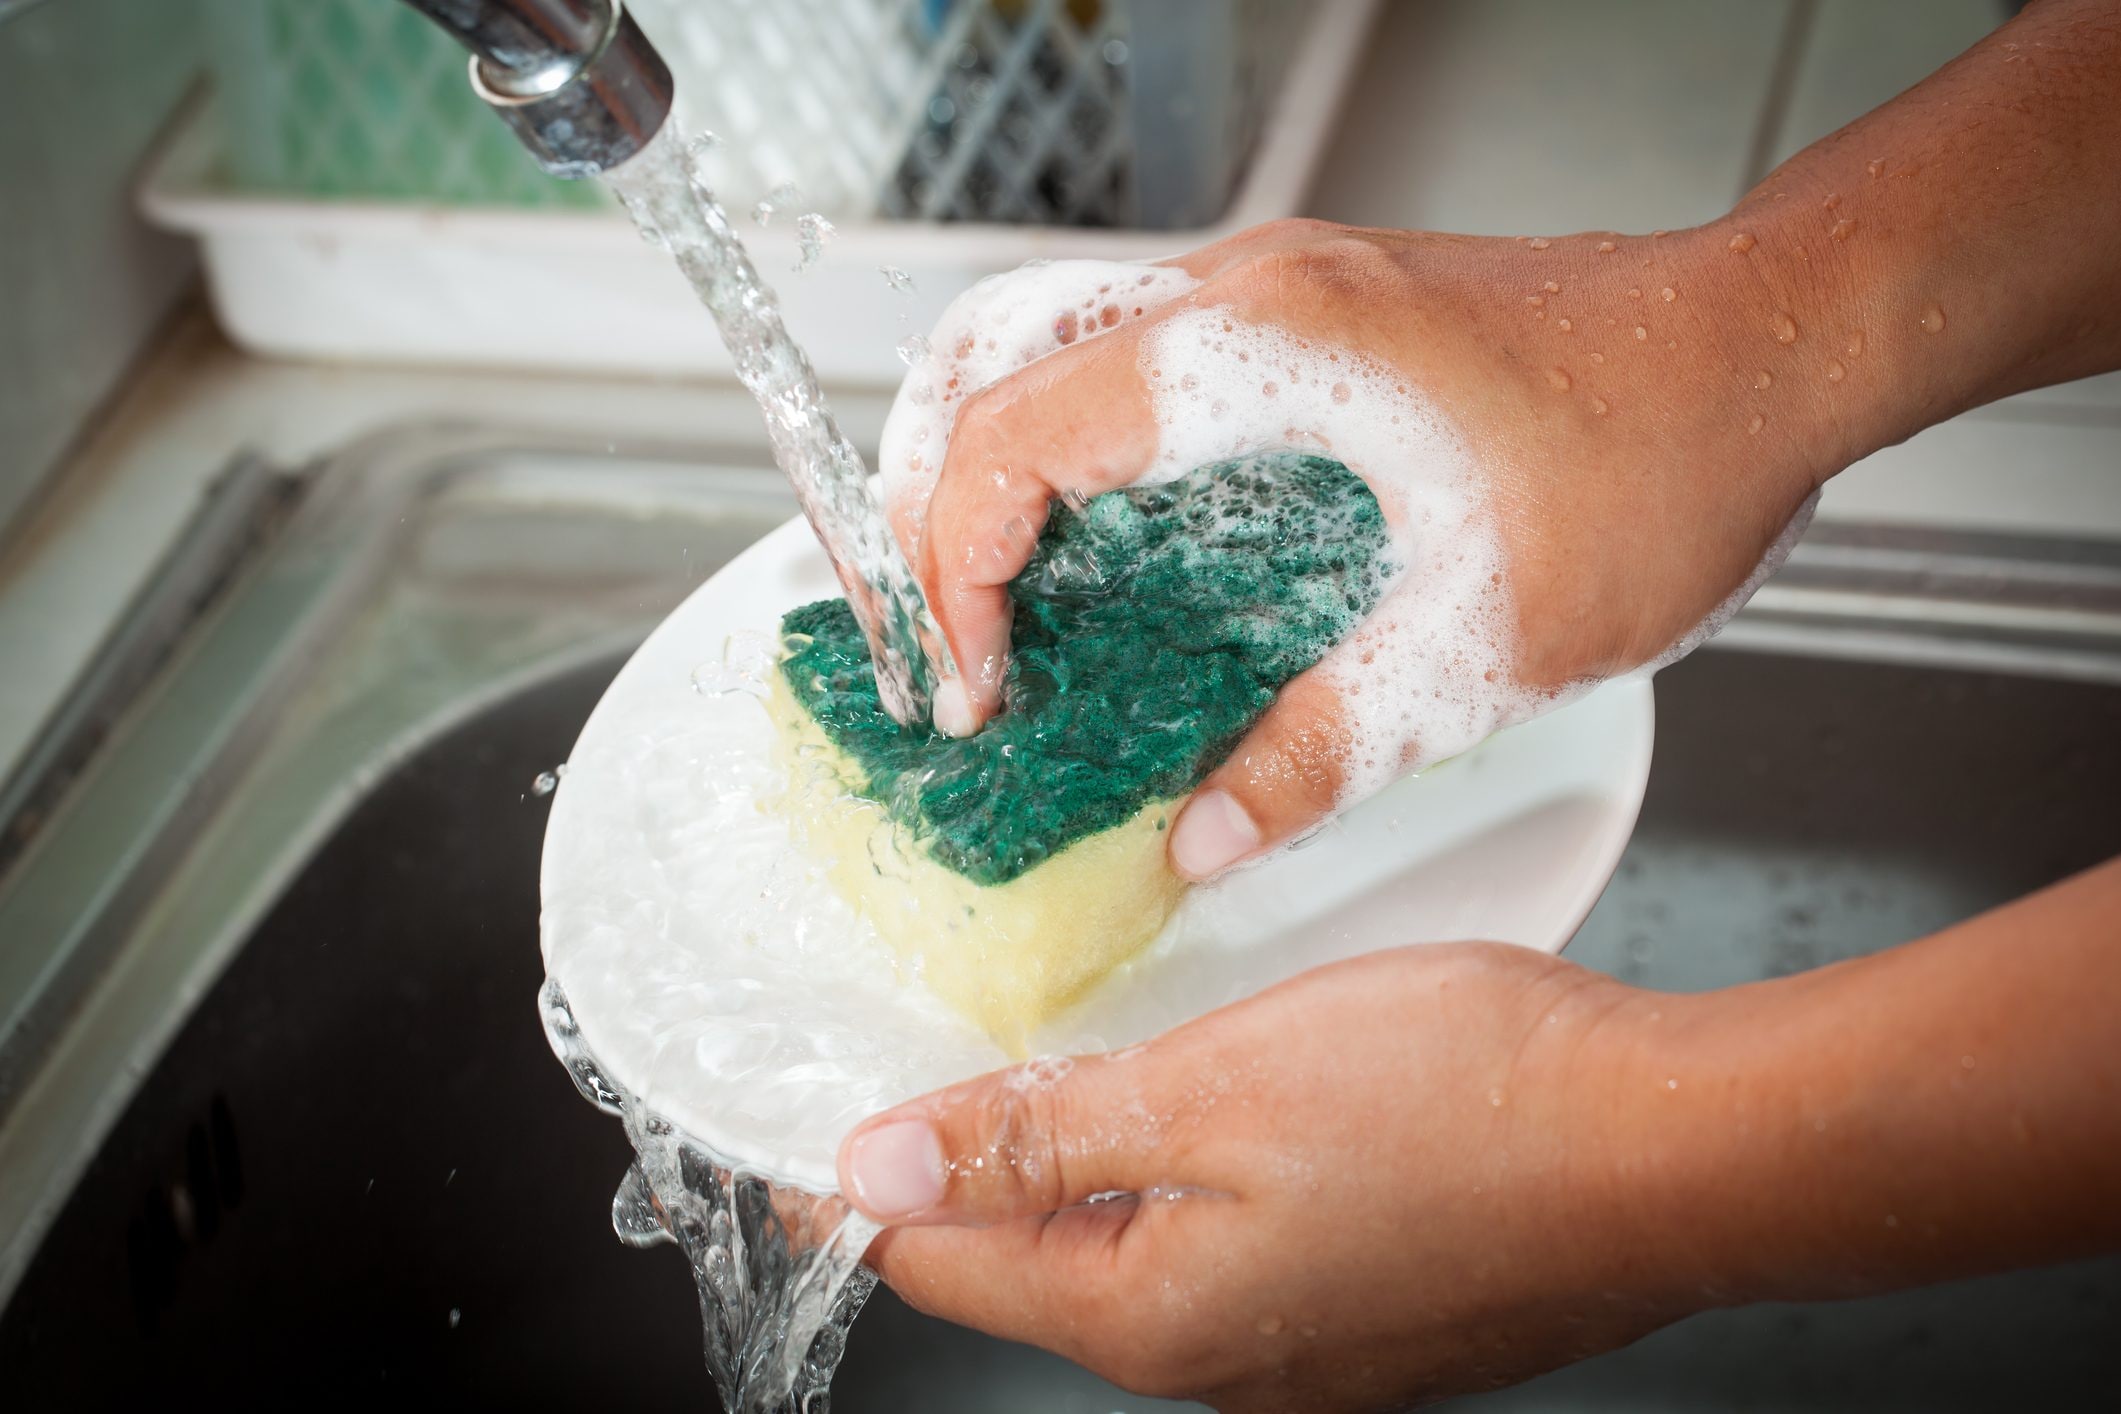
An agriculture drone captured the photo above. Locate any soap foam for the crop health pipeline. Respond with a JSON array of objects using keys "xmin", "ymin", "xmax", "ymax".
[
  {"xmin": 883, "ymin": 258, "xmax": 1537, "ymax": 807},
  {"xmin": 879, "ymin": 259, "xmax": 1200, "ymax": 536},
  {"xmin": 1137, "ymin": 309, "xmax": 1530, "ymax": 798}
]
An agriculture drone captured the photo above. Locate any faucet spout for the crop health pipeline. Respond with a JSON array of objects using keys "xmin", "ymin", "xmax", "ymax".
[{"xmin": 397, "ymin": 0, "xmax": 672, "ymax": 177}]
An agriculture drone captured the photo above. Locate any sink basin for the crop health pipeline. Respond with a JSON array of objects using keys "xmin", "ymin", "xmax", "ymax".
[{"xmin": 1, "ymin": 426, "xmax": 2115, "ymax": 1408}]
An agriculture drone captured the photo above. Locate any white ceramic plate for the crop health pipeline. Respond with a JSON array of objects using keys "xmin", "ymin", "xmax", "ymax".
[{"xmin": 541, "ymin": 516, "xmax": 1655, "ymax": 1193}]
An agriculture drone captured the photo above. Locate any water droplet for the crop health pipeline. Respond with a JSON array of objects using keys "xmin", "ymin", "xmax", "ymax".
[
  {"xmin": 1652, "ymin": 229, "xmax": 1670, "ymax": 238},
  {"xmin": 752, "ymin": 180, "xmax": 802, "ymax": 227},
  {"xmin": 1845, "ymin": 328, "xmax": 1867, "ymax": 358},
  {"xmin": 1665, "ymin": 339, "xmax": 1677, "ymax": 350},
  {"xmin": 1660, "ymin": 286, "xmax": 1676, "ymax": 302},
  {"xmin": 1627, "ymin": 287, "xmax": 1642, "ymax": 299},
  {"xmin": 1771, "ymin": 311, "xmax": 1798, "ymax": 344},
  {"xmin": 531, "ymin": 769, "xmax": 561, "ymax": 796},
  {"xmin": 1557, "ymin": 317, "xmax": 1573, "ymax": 332},
  {"xmin": 1727, "ymin": 231, "xmax": 1759, "ymax": 255},
  {"xmin": 895, "ymin": 333, "xmax": 930, "ymax": 366},
  {"xmin": 1633, "ymin": 325, "xmax": 1648, "ymax": 340},
  {"xmin": 1830, "ymin": 218, "xmax": 1856, "ymax": 241},
  {"xmin": 879, "ymin": 265, "xmax": 915, "ymax": 295},
  {"xmin": 1867, "ymin": 157, "xmax": 1886, "ymax": 178},
  {"xmin": 793, "ymin": 213, "xmax": 835, "ymax": 271},
  {"xmin": 1666, "ymin": 1077, "xmax": 1680, "ymax": 1090},
  {"xmin": 1748, "ymin": 413, "xmax": 1765, "ymax": 434},
  {"xmin": 1053, "ymin": 308, "xmax": 1079, "ymax": 344},
  {"xmin": 1543, "ymin": 280, "xmax": 1561, "ymax": 294},
  {"xmin": 449, "ymin": 1307, "xmax": 462, "ymax": 1329},
  {"xmin": 1257, "ymin": 1313, "xmax": 1286, "ymax": 1335},
  {"xmin": 1331, "ymin": 381, "xmax": 1352, "ymax": 403},
  {"xmin": 1823, "ymin": 192, "xmax": 1840, "ymax": 210},
  {"xmin": 1591, "ymin": 396, "xmax": 1609, "ymax": 415},
  {"xmin": 1547, "ymin": 367, "xmax": 1572, "ymax": 391},
  {"xmin": 1589, "ymin": 351, "xmax": 1605, "ymax": 364},
  {"xmin": 1920, "ymin": 303, "xmax": 1947, "ymax": 334},
  {"xmin": 1525, "ymin": 295, "xmax": 1546, "ymax": 308},
  {"xmin": 1825, "ymin": 358, "xmax": 1846, "ymax": 382},
  {"xmin": 1753, "ymin": 369, "xmax": 1774, "ymax": 390},
  {"xmin": 1596, "ymin": 240, "xmax": 1617, "ymax": 254},
  {"xmin": 1528, "ymin": 237, "xmax": 1552, "ymax": 250}
]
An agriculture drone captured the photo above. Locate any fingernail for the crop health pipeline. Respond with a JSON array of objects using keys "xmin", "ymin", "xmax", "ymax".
[
  {"xmin": 932, "ymin": 678, "xmax": 977, "ymax": 738},
  {"xmin": 1170, "ymin": 789, "xmax": 1260, "ymax": 880},
  {"xmin": 844, "ymin": 1120, "xmax": 947, "ymax": 1219}
]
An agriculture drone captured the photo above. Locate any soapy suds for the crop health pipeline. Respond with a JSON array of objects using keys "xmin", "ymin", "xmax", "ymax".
[
  {"xmin": 881, "ymin": 257, "xmax": 1816, "ymax": 803},
  {"xmin": 883, "ymin": 263, "xmax": 1530, "ymax": 805}
]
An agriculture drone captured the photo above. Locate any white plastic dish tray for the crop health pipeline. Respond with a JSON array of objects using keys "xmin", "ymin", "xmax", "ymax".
[{"xmin": 140, "ymin": 0, "xmax": 1379, "ymax": 386}]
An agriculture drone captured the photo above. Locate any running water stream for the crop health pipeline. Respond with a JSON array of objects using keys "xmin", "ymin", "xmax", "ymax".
[
  {"xmin": 605, "ymin": 124, "xmax": 952, "ymax": 724},
  {"xmin": 556, "ymin": 121, "xmax": 955, "ymax": 1411}
]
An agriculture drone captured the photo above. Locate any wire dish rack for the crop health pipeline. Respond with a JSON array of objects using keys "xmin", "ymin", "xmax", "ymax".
[{"xmin": 209, "ymin": 0, "xmax": 1308, "ymax": 228}]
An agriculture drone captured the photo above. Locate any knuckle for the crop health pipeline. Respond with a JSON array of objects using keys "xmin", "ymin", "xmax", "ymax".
[{"xmin": 959, "ymin": 1081, "xmax": 1075, "ymax": 1211}]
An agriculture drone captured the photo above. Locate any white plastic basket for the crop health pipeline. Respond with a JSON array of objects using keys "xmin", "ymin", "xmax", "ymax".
[{"xmin": 141, "ymin": 0, "xmax": 1379, "ymax": 386}]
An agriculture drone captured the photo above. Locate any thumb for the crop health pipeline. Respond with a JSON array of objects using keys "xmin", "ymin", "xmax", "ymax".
[
  {"xmin": 836, "ymin": 1048, "xmax": 1187, "ymax": 1227},
  {"xmin": 1168, "ymin": 667, "xmax": 1355, "ymax": 882}
]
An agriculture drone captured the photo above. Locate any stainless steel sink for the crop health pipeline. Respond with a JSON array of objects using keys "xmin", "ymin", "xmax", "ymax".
[{"xmin": 0, "ymin": 425, "xmax": 2115, "ymax": 1409}]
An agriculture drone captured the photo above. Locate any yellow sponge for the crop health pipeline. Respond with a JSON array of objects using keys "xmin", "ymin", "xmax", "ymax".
[{"xmin": 769, "ymin": 680, "xmax": 1184, "ymax": 1053}]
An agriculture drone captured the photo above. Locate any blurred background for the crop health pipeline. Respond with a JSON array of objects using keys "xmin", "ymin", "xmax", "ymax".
[{"xmin": 2, "ymin": 2, "xmax": 2117, "ymax": 1410}]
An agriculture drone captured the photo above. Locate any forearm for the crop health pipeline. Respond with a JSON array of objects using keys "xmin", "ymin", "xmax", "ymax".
[
  {"xmin": 1738, "ymin": 0, "xmax": 2121, "ymax": 477},
  {"xmin": 1606, "ymin": 856, "xmax": 2121, "ymax": 1306}
]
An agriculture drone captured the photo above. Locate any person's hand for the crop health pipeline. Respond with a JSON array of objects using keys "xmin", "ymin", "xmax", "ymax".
[
  {"xmin": 833, "ymin": 860, "xmax": 2121, "ymax": 1412},
  {"xmin": 835, "ymin": 942, "xmax": 1698, "ymax": 1410},
  {"xmin": 881, "ymin": 218, "xmax": 1835, "ymax": 879}
]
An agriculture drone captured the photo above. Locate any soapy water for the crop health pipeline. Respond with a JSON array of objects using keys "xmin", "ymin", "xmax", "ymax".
[
  {"xmin": 606, "ymin": 122, "xmax": 950, "ymax": 724},
  {"xmin": 880, "ymin": 258, "xmax": 1817, "ymax": 804},
  {"xmin": 541, "ymin": 979, "xmax": 879, "ymax": 1413}
]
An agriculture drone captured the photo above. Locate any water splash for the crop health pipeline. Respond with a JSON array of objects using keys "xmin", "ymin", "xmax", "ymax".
[
  {"xmin": 794, "ymin": 214, "xmax": 835, "ymax": 272},
  {"xmin": 604, "ymin": 123, "xmax": 950, "ymax": 722},
  {"xmin": 542, "ymin": 979, "xmax": 879, "ymax": 1412}
]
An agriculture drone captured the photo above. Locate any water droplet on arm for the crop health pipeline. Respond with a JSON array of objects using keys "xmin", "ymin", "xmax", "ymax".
[
  {"xmin": 1920, "ymin": 304, "xmax": 1948, "ymax": 334},
  {"xmin": 1753, "ymin": 369, "xmax": 1774, "ymax": 390},
  {"xmin": 1771, "ymin": 312, "xmax": 1799, "ymax": 344},
  {"xmin": 1830, "ymin": 218, "xmax": 1856, "ymax": 241},
  {"xmin": 1547, "ymin": 367, "xmax": 1572, "ymax": 391},
  {"xmin": 1825, "ymin": 359, "xmax": 1846, "ymax": 382},
  {"xmin": 1748, "ymin": 413, "xmax": 1765, "ymax": 434},
  {"xmin": 1596, "ymin": 240, "xmax": 1617, "ymax": 254},
  {"xmin": 1528, "ymin": 237, "xmax": 1552, "ymax": 250},
  {"xmin": 1728, "ymin": 232, "xmax": 1757, "ymax": 254}
]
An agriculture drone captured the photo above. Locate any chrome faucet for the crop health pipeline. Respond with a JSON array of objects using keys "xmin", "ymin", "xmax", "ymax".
[{"xmin": 398, "ymin": 0, "xmax": 673, "ymax": 177}]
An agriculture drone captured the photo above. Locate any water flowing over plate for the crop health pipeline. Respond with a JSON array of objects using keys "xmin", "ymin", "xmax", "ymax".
[{"xmin": 541, "ymin": 516, "xmax": 1655, "ymax": 1193}]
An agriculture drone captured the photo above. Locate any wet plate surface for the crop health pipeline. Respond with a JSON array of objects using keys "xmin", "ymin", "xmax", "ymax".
[{"xmin": 541, "ymin": 514, "xmax": 1656, "ymax": 1191}]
